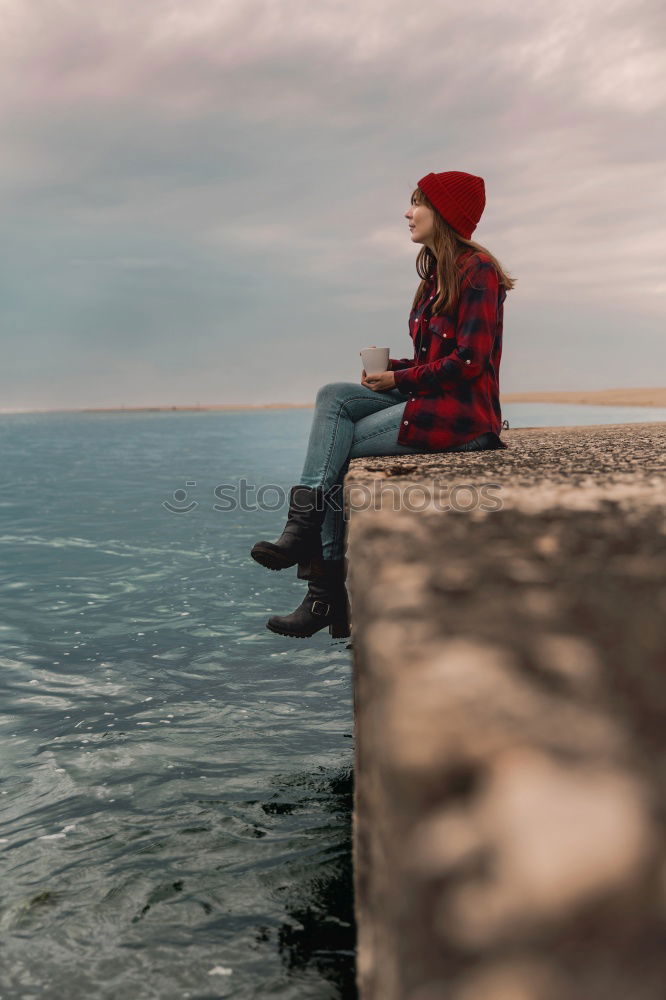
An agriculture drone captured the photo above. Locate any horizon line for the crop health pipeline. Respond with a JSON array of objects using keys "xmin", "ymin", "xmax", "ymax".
[{"xmin": 1, "ymin": 386, "xmax": 666, "ymax": 415}]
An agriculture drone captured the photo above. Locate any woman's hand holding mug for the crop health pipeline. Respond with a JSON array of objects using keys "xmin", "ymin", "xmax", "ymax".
[
  {"xmin": 363, "ymin": 371, "xmax": 396, "ymax": 391},
  {"xmin": 360, "ymin": 345, "xmax": 395, "ymax": 391}
]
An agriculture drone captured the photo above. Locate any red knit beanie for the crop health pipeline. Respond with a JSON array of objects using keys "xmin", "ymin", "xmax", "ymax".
[{"xmin": 417, "ymin": 170, "xmax": 486, "ymax": 239}]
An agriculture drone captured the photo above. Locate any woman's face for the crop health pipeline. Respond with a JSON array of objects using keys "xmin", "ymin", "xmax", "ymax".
[{"xmin": 405, "ymin": 192, "xmax": 435, "ymax": 248}]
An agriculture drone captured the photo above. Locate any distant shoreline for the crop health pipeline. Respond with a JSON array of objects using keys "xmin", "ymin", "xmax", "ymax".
[
  {"xmin": 501, "ymin": 387, "xmax": 666, "ymax": 408},
  {"xmin": 2, "ymin": 387, "xmax": 665, "ymax": 415},
  {"xmin": 0, "ymin": 403, "xmax": 317, "ymax": 415}
]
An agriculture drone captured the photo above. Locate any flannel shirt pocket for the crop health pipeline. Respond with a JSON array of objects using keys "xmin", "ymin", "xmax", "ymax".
[{"xmin": 427, "ymin": 314, "xmax": 457, "ymax": 352}]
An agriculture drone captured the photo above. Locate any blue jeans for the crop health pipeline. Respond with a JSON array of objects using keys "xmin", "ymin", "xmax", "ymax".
[{"xmin": 298, "ymin": 381, "xmax": 427, "ymax": 561}]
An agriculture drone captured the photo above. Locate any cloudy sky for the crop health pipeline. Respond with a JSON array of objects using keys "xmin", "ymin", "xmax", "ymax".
[{"xmin": 2, "ymin": 0, "xmax": 664, "ymax": 410}]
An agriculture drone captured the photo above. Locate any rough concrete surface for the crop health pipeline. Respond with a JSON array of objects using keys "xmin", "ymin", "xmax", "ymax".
[{"xmin": 345, "ymin": 422, "xmax": 666, "ymax": 1000}]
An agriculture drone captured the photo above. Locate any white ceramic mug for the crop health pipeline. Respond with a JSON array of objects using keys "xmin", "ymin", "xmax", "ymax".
[{"xmin": 360, "ymin": 346, "xmax": 390, "ymax": 375}]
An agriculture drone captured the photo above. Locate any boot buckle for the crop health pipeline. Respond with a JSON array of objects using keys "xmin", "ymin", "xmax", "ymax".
[{"xmin": 311, "ymin": 599, "xmax": 331, "ymax": 617}]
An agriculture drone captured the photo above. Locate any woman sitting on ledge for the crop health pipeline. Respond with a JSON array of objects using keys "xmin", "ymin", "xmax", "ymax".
[{"xmin": 251, "ymin": 169, "xmax": 516, "ymax": 640}]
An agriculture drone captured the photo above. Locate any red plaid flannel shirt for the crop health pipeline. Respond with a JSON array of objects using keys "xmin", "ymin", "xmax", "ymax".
[{"xmin": 390, "ymin": 251, "xmax": 508, "ymax": 450}]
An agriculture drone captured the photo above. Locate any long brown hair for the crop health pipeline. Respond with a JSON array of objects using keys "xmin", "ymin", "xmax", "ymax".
[{"xmin": 410, "ymin": 185, "xmax": 516, "ymax": 315}]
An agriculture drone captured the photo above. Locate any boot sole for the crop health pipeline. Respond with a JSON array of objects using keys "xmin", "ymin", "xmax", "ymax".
[
  {"xmin": 266, "ymin": 622, "xmax": 313, "ymax": 638},
  {"xmin": 250, "ymin": 544, "xmax": 297, "ymax": 571},
  {"xmin": 266, "ymin": 620, "xmax": 351, "ymax": 639}
]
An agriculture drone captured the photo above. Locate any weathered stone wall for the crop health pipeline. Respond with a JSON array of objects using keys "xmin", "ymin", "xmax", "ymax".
[{"xmin": 345, "ymin": 422, "xmax": 666, "ymax": 1000}]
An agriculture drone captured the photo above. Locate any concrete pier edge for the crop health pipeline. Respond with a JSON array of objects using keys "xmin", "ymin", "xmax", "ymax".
[{"xmin": 345, "ymin": 422, "xmax": 666, "ymax": 1000}]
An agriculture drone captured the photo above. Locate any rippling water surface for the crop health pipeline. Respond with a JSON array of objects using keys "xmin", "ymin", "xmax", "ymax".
[
  {"xmin": 1, "ymin": 403, "xmax": 662, "ymax": 999},
  {"xmin": 0, "ymin": 411, "xmax": 355, "ymax": 1000}
]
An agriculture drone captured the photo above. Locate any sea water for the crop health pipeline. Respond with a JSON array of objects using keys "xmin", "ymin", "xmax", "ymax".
[
  {"xmin": 0, "ymin": 409, "xmax": 354, "ymax": 1000},
  {"xmin": 1, "ymin": 403, "xmax": 664, "ymax": 999}
]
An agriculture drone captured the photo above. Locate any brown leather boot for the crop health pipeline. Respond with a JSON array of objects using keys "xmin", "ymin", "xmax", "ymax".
[
  {"xmin": 250, "ymin": 485, "xmax": 327, "ymax": 578},
  {"xmin": 266, "ymin": 558, "xmax": 351, "ymax": 639}
]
